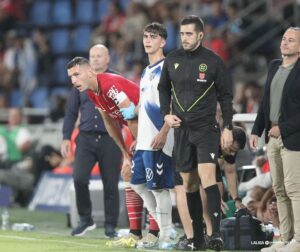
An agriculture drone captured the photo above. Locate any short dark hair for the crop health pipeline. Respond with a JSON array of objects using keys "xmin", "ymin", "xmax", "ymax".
[
  {"xmin": 144, "ymin": 22, "xmax": 168, "ymax": 39},
  {"xmin": 232, "ymin": 126, "xmax": 247, "ymax": 150},
  {"xmin": 180, "ymin": 15, "xmax": 204, "ymax": 32},
  {"xmin": 67, "ymin": 57, "xmax": 90, "ymax": 69}
]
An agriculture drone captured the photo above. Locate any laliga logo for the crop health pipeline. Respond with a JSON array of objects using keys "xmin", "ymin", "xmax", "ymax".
[{"xmin": 251, "ymin": 240, "xmax": 270, "ymax": 246}]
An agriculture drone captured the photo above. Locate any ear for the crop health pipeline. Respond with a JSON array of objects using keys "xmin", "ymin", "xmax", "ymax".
[
  {"xmin": 87, "ymin": 68, "xmax": 94, "ymax": 78},
  {"xmin": 199, "ymin": 32, "xmax": 204, "ymax": 40},
  {"xmin": 160, "ymin": 39, "xmax": 166, "ymax": 48}
]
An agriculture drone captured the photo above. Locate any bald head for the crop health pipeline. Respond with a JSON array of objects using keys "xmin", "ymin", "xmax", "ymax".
[{"xmin": 89, "ymin": 44, "xmax": 110, "ymax": 73}]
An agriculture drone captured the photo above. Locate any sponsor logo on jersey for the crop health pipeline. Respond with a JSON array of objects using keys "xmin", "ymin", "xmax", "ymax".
[
  {"xmin": 146, "ymin": 168, "xmax": 154, "ymax": 181},
  {"xmin": 174, "ymin": 63, "xmax": 179, "ymax": 69},
  {"xmin": 210, "ymin": 153, "xmax": 215, "ymax": 159}
]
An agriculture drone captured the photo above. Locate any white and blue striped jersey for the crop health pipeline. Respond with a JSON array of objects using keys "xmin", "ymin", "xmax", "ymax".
[{"xmin": 136, "ymin": 59, "xmax": 174, "ymax": 156}]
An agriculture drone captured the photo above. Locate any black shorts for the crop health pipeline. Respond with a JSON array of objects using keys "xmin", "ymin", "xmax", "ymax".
[
  {"xmin": 174, "ymin": 165, "xmax": 223, "ymax": 186},
  {"xmin": 173, "ymin": 123, "xmax": 220, "ymax": 173}
]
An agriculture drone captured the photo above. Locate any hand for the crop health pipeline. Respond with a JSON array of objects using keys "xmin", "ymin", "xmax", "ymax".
[
  {"xmin": 120, "ymin": 102, "xmax": 136, "ymax": 120},
  {"xmin": 121, "ymin": 156, "xmax": 132, "ymax": 182},
  {"xmin": 221, "ymin": 199, "xmax": 229, "ymax": 214},
  {"xmin": 221, "ymin": 128, "xmax": 233, "ymax": 149},
  {"xmin": 235, "ymin": 200, "xmax": 246, "ymax": 210},
  {"xmin": 164, "ymin": 114, "xmax": 182, "ymax": 128},
  {"xmin": 151, "ymin": 131, "xmax": 167, "ymax": 150},
  {"xmin": 249, "ymin": 134, "xmax": 259, "ymax": 150},
  {"xmin": 61, "ymin": 140, "xmax": 71, "ymax": 158},
  {"xmin": 129, "ymin": 139, "xmax": 137, "ymax": 153},
  {"xmin": 268, "ymin": 126, "xmax": 280, "ymax": 138}
]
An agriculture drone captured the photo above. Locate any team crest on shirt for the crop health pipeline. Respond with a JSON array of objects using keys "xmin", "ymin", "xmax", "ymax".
[
  {"xmin": 197, "ymin": 64, "xmax": 208, "ymax": 82},
  {"xmin": 107, "ymin": 85, "xmax": 120, "ymax": 103}
]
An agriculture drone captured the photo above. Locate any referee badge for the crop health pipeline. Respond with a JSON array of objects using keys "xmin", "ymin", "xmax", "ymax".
[
  {"xmin": 199, "ymin": 63, "xmax": 207, "ymax": 72},
  {"xmin": 199, "ymin": 72, "xmax": 205, "ymax": 79}
]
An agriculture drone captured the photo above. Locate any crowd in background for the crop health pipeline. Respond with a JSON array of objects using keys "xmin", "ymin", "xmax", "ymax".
[
  {"xmin": 0, "ymin": 0, "xmax": 297, "ymax": 115},
  {"xmin": 0, "ymin": 0, "xmax": 298, "ymax": 235}
]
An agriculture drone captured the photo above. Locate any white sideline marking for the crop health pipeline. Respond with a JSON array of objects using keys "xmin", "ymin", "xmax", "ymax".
[{"xmin": 0, "ymin": 234, "xmax": 99, "ymax": 248}]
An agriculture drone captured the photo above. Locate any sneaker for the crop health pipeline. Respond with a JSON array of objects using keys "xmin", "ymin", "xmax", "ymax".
[
  {"xmin": 276, "ymin": 240, "xmax": 300, "ymax": 252},
  {"xmin": 207, "ymin": 233, "xmax": 224, "ymax": 251},
  {"xmin": 159, "ymin": 239, "xmax": 174, "ymax": 250},
  {"xmin": 136, "ymin": 233, "xmax": 159, "ymax": 249},
  {"xmin": 71, "ymin": 220, "xmax": 96, "ymax": 236},
  {"xmin": 261, "ymin": 241, "xmax": 288, "ymax": 252},
  {"xmin": 170, "ymin": 228, "xmax": 178, "ymax": 240},
  {"xmin": 105, "ymin": 233, "xmax": 141, "ymax": 248},
  {"xmin": 174, "ymin": 235, "xmax": 189, "ymax": 250},
  {"xmin": 174, "ymin": 237, "xmax": 206, "ymax": 251},
  {"xmin": 105, "ymin": 225, "xmax": 118, "ymax": 238}
]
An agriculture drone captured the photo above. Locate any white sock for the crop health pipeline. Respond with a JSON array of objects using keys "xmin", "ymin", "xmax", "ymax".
[
  {"xmin": 152, "ymin": 189, "xmax": 173, "ymax": 241},
  {"xmin": 130, "ymin": 183, "xmax": 157, "ymax": 220}
]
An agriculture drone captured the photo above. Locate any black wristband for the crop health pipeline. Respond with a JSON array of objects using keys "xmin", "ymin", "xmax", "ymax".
[{"xmin": 234, "ymin": 197, "xmax": 242, "ymax": 202}]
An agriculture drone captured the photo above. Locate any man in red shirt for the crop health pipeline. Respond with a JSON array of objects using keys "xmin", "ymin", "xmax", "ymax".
[
  {"xmin": 67, "ymin": 57, "xmax": 138, "ymax": 169},
  {"xmin": 67, "ymin": 57, "xmax": 160, "ymax": 247}
]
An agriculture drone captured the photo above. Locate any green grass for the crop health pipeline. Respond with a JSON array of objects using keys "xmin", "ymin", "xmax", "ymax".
[
  {"xmin": 0, "ymin": 208, "xmax": 257, "ymax": 252},
  {"xmin": 0, "ymin": 208, "xmax": 128, "ymax": 252}
]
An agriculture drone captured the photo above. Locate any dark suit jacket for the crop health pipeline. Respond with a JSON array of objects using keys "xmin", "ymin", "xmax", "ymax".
[{"xmin": 252, "ymin": 58, "xmax": 300, "ymax": 151}]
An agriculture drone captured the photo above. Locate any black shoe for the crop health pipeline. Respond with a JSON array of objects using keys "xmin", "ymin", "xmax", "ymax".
[
  {"xmin": 207, "ymin": 233, "xmax": 224, "ymax": 251},
  {"xmin": 174, "ymin": 235, "xmax": 189, "ymax": 250},
  {"xmin": 105, "ymin": 225, "xmax": 118, "ymax": 238},
  {"xmin": 71, "ymin": 220, "xmax": 96, "ymax": 236},
  {"xmin": 174, "ymin": 237, "xmax": 206, "ymax": 251}
]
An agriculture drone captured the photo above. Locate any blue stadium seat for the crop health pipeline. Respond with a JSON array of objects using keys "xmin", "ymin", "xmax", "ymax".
[
  {"xmin": 10, "ymin": 89, "xmax": 22, "ymax": 107},
  {"xmin": 52, "ymin": 0, "xmax": 72, "ymax": 25},
  {"xmin": 72, "ymin": 25, "xmax": 92, "ymax": 53},
  {"xmin": 75, "ymin": 0, "xmax": 95, "ymax": 24},
  {"xmin": 95, "ymin": 0, "xmax": 110, "ymax": 22},
  {"xmin": 29, "ymin": 87, "xmax": 49, "ymax": 108},
  {"xmin": 29, "ymin": 0, "xmax": 52, "ymax": 27},
  {"xmin": 49, "ymin": 87, "xmax": 69, "ymax": 111},
  {"xmin": 165, "ymin": 21, "xmax": 179, "ymax": 53},
  {"xmin": 52, "ymin": 57, "xmax": 70, "ymax": 85},
  {"xmin": 49, "ymin": 28, "xmax": 71, "ymax": 55},
  {"xmin": 119, "ymin": 0, "xmax": 130, "ymax": 12}
]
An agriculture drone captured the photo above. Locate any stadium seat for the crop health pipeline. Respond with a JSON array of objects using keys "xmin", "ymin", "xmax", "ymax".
[
  {"xmin": 49, "ymin": 28, "xmax": 71, "ymax": 55},
  {"xmin": 29, "ymin": 87, "xmax": 49, "ymax": 108},
  {"xmin": 74, "ymin": 0, "xmax": 95, "ymax": 25},
  {"xmin": 10, "ymin": 89, "xmax": 22, "ymax": 107},
  {"xmin": 52, "ymin": 0, "xmax": 72, "ymax": 26},
  {"xmin": 95, "ymin": 0, "xmax": 110, "ymax": 22},
  {"xmin": 28, "ymin": 0, "xmax": 52, "ymax": 27},
  {"xmin": 72, "ymin": 25, "xmax": 92, "ymax": 53},
  {"xmin": 119, "ymin": 0, "xmax": 130, "ymax": 11},
  {"xmin": 52, "ymin": 57, "xmax": 70, "ymax": 85},
  {"xmin": 165, "ymin": 21, "xmax": 179, "ymax": 53}
]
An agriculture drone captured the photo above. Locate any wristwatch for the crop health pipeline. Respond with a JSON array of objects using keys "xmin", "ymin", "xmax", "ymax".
[{"xmin": 223, "ymin": 124, "xmax": 233, "ymax": 130}]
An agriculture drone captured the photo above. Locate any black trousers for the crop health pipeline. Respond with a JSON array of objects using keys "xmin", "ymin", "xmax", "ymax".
[{"xmin": 73, "ymin": 132, "xmax": 121, "ymax": 228}]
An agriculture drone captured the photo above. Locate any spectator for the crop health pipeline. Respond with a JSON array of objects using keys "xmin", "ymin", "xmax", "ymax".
[
  {"xmin": 250, "ymin": 27, "xmax": 300, "ymax": 252},
  {"xmin": 0, "ymin": 107, "xmax": 34, "ymax": 205}
]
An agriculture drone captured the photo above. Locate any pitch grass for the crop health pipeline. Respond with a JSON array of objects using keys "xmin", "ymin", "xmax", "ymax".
[
  {"xmin": 0, "ymin": 207, "xmax": 257, "ymax": 252},
  {"xmin": 0, "ymin": 207, "xmax": 116, "ymax": 252}
]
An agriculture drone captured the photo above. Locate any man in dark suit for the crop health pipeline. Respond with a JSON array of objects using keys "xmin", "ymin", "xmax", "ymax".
[{"xmin": 250, "ymin": 27, "xmax": 300, "ymax": 252}]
